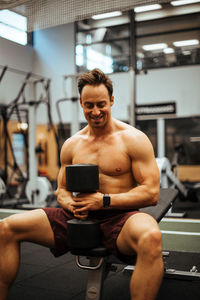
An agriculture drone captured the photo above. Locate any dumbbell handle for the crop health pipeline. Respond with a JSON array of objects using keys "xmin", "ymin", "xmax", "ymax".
[{"xmin": 72, "ymin": 192, "xmax": 88, "ymax": 217}]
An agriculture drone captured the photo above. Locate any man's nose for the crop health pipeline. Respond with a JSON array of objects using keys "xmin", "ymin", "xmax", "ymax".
[{"xmin": 92, "ymin": 106, "xmax": 101, "ymax": 115}]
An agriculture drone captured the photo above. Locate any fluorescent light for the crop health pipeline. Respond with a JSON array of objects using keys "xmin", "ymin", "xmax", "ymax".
[
  {"xmin": 92, "ymin": 11, "xmax": 122, "ymax": 20},
  {"xmin": 142, "ymin": 43, "xmax": 167, "ymax": 51},
  {"xmin": 182, "ymin": 50, "xmax": 191, "ymax": 55},
  {"xmin": 134, "ymin": 4, "xmax": 162, "ymax": 13},
  {"xmin": 163, "ymin": 48, "xmax": 175, "ymax": 54},
  {"xmin": 173, "ymin": 39, "xmax": 199, "ymax": 47},
  {"xmin": 171, "ymin": 0, "xmax": 200, "ymax": 6}
]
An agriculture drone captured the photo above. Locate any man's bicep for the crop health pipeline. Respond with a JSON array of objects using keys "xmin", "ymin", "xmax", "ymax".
[
  {"xmin": 131, "ymin": 138, "xmax": 159, "ymax": 187},
  {"xmin": 132, "ymin": 156, "xmax": 159, "ymax": 187},
  {"xmin": 57, "ymin": 138, "xmax": 73, "ymax": 188}
]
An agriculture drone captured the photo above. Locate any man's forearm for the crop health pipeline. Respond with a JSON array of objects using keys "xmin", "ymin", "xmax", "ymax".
[
  {"xmin": 108, "ymin": 184, "xmax": 159, "ymax": 210},
  {"xmin": 56, "ymin": 187, "xmax": 73, "ymax": 211}
]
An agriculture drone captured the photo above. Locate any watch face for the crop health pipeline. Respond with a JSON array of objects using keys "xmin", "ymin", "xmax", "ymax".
[{"xmin": 103, "ymin": 194, "xmax": 110, "ymax": 207}]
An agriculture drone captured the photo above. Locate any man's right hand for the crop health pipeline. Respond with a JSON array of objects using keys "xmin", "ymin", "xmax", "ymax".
[
  {"xmin": 73, "ymin": 210, "xmax": 89, "ymax": 219},
  {"xmin": 67, "ymin": 199, "xmax": 89, "ymax": 219}
]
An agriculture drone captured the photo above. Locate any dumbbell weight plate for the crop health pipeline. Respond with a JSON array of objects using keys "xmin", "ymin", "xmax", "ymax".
[
  {"xmin": 66, "ymin": 164, "xmax": 99, "ymax": 193},
  {"xmin": 67, "ymin": 218, "xmax": 101, "ymax": 250}
]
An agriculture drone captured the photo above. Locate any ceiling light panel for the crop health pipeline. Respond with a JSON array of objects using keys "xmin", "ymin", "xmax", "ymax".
[
  {"xmin": 134, "ymin": 4, "xmax": 162, "ymax": 13},
  {"xmin": 171, "ymin": 0, "xmax": 200, "ymax": 6},
  {"xmin": 163, "ymin": 48, "xmax": 175, "ymax": 54},
  {"xmin": 92, "ymin": 11, "xmax": 122, "ymax": 20},
  {"xmin": 173, "ymin": 39, "xmax": 199, "ymax": 46},
  {"xmin": 142, "ymin": 43, "xmax": 168, "ymax": 51}
]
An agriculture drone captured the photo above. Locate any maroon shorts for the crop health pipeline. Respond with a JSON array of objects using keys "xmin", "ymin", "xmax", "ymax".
[{"xmin": 42, "ymin": 208, "xmax": 141, "ymax": 263}]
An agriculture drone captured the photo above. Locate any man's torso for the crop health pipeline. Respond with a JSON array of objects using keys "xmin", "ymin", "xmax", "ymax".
[{"xmin": 70, "ymin": 121, "xmax": 137, "ymax": 194}]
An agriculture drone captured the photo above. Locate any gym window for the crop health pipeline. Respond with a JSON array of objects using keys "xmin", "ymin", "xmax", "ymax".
[
  {"xmin": 75, "ymin": 18, "xmax": 130, "ymax": 74},
  {"xmin": 0, "ymin": 9, "xmax": 28, "ymax": 46},
  {"xmin": 75, "ymin": 4, "xmax": 200, "ymax": 73}
]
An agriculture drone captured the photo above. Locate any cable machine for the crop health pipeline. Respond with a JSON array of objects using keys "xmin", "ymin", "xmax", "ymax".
[
  {"xmin": 56, "ymin": 74, "xmax": 80, "ymax": 141},
  {"xmin": 0, "ymin": 65, "xmax": 58, "ymax": 208}
]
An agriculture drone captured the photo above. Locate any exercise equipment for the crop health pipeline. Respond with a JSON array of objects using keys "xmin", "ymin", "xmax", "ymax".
[
  {"xmin": 156, "ymin": 117, "xmax": 186, "ymax": 218},
  {"xmin": 0, "ymin": 65, "xmax": 57, "ymax": 208},
  {"xmin": 156, "ymin": 154, "xmax": 200, "ymax": 217},
  {"xmin": 65, "ymin": 164, "xmax": 188, "ymax": 300},
  {"xmin": 171, "ymin": 142, "xmax": 200, "ymax": 202},
  {"xmin": 156, "ymin": 157, "xmax": 188, "ymax": 197},
  {"xmin": 156, "ymin": 157, "xmax": 187, "ymax": 218},
  {"xmin": 25, "ymin": 176, "xmax": 53, "ymax": 207},
  {"xmin": 68, "ymin": 187, "xmax": 182, "ymax": 300},
  {"xmin": 66, "ymin": 164, "xmax": 99, "ymax": 193},
  {"xmin": 66, "ymin": 164, "xmax": 101, "ymax": 250},
  {"xmin": 56, "ymin": 74, "xmax": 79, "ymax": 141},
  {"xmin": 0, "ymin": 177, "xmax": 6, "ymax": 198}
]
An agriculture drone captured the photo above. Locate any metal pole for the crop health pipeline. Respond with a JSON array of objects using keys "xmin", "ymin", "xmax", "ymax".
[
  {"xmin": 129, "ymin": 68, "xmax": 136, "ymax": 127},
  {"xmin": 28, "ymin": 83, "xmax": 37, "ymax": 203},
  {"xmin": 129, "ymin": 10, "xmax": 136, "ymax": 127},
  {"xmin": 157, "ymin": 118, "xmax": 165, "ymax": 158},
  {"xmin": 71, "ymin": 75, "xmax": 79, "ymax": 136}
]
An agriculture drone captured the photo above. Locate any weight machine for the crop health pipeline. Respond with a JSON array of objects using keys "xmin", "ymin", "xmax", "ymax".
[
  {"xmin": 0, "ymin": 65, "xmax": 58, "ymax": 208},
  {"xmin": 56, "ymin": 74, "xmax": 80, "ymax": 143},
  {"xmin": 156, "ymin": 117, "xmax": 200, "ymax": 217}
]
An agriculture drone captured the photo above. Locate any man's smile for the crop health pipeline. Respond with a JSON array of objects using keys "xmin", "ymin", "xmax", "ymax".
[{"xmin": 90, "ymin": 115, "xmax": 104, "ymax": 120}]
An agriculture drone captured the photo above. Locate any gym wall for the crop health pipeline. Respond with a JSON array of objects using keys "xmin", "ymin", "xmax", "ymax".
[
  {"xmin": 0, "ymin": 38, "xmax": 34, "ymax": 105},
  {"xmin": 32, "ymin": 22, "xmax": 76, "ymax": 125},
  {"xmin": 137, "ymin": 66, "xmax": 200, "ymax": 117}
]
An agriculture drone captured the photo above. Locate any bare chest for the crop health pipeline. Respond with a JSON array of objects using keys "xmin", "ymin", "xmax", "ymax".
[{"xmin": 72, "ymin": 138, "xmax": 131, "ymax": 176}]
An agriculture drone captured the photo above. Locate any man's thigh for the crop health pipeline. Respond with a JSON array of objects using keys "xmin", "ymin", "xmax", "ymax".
[
  {"xmin": 4, "ymin": 209, "xmax": 55, "ymax": 248},
  {"xmin": 116, "ymin": 212, "xmax": 160, "ymax": 256}
]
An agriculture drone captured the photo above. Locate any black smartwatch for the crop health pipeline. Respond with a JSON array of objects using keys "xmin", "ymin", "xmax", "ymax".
[{"xmin": 103, "ymin": 194, "xmax": 110, "ymax": 208}]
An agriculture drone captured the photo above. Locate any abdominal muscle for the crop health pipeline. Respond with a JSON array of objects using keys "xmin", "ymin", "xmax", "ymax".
[{"xmin": 99, "ymin": 171, "xmax": 137, "ymax": 195}]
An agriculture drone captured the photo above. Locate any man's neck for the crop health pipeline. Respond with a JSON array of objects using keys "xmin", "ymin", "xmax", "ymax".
[{"xmin": 88, "ymin": 118, "xmax": 115, "ymax": 138}]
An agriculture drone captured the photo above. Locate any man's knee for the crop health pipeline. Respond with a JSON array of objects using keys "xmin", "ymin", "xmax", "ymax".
[
  {"xmin": 0, "ymin": 218, "xmax": 16, "ymax": 242},
  {"xmin": 138, "ymin": 229, "xmax": 162, "ymax": 260}
]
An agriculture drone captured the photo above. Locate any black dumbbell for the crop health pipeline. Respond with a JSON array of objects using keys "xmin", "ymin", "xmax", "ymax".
[{"xmin": 66, "ymin": 164, "xmax": 101, "ymax": 250}]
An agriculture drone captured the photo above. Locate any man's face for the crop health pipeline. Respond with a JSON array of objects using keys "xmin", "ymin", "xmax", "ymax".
[{"xmin": 80, "ymin": 84, "xmax": 114, "ymax": 128}]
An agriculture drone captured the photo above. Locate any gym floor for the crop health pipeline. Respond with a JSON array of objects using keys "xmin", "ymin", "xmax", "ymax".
[
  {"xmin": 6, "ymin": 242, "xmax": 200, "ymax": 300},
  {"xmin": 1, "ymin": 194, "xmax": 200, "ymax": 300}
]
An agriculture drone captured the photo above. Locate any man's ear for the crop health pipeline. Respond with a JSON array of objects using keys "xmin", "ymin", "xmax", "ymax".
[
  {"xmin": 110, "ymin": 96, "xmax": 114, "ymax": 107},
  {"xmin": 80, "ymin": 98, "xmax": 83, "ymax": 107}
]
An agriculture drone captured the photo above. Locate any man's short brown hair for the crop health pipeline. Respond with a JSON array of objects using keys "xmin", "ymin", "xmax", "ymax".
[{"xmin": 78, "ymin": 68, "xmax": 113, "ymax": 98}]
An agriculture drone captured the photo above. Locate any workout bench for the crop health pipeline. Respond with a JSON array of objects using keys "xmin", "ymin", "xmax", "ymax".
[{"xmin": 69, "ymin": 188, "xmax": 179, "ymax": 300}]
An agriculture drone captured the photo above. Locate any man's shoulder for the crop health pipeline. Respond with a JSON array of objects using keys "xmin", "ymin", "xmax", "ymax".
[
  {"xmin": 62, "ymin": 129, "xmax": 86, "ymax": 146},
  {"xmin": 115, "ymin": 119, "xmax": 146, "ymax": 140},
  {"xmin": 62, "ymin": 126, "xmax": 88, "ymax": 149},
  {"xmin": 60, "ymin": 129, "xmax": 88, "ymax": 164},
  {"xmin": 115, "ymin": 120, "xmax": 151, "ymax": 155}
]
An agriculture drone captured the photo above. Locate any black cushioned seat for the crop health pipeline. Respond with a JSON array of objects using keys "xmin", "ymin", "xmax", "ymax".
[{"xmin": 139, "ymin": 188, "xmax": 178, "ymax": 222}]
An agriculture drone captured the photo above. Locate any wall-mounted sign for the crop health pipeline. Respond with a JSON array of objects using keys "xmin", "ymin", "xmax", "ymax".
[{"xmin": 136, "ymin": 102, "xmax": 176, "ymax": 118}]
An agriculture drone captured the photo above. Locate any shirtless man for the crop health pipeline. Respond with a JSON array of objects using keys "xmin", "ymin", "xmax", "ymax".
[{"xmin": 0, "ymin": 68, "xmax": 163, "ymax": 300}]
